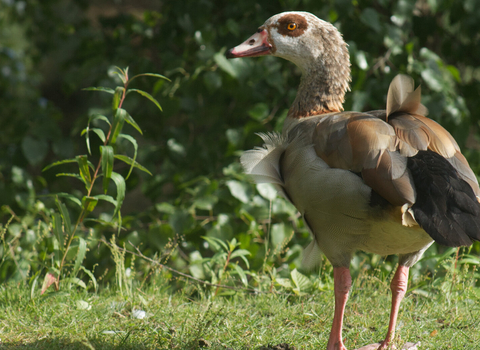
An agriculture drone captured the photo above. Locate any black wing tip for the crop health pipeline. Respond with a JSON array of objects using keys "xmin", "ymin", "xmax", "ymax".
[{"xmin": 408, "ymin": 150, "xmax": 480, "ymax": 247}]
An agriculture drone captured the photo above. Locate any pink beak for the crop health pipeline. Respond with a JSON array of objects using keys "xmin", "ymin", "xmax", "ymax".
[{"xmin": 226, "ymin": 29, "xmax": 272, "ymax": 58}]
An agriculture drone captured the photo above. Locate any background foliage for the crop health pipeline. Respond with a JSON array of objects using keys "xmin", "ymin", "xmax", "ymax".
[{"xmin": 1, "ymin": 0, "xmax": 480, "ymax": 294}]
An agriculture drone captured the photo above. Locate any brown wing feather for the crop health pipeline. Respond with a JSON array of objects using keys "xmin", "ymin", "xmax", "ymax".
[
  {"xmin": 313, "ymin": 113, "xmax": 416, "ymax": 206},
  {"xmin": 362, "ymin": 150, "xmax": 416, "ymax": 206},
  {"xmin": 311, "ymin": 74, "xmax": 479, "ymax": 208}
]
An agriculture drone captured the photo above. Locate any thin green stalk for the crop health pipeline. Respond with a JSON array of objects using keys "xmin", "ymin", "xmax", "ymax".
[{"xmin": 57, "ymin": 77, "xmax": 129, "ymax": 286}]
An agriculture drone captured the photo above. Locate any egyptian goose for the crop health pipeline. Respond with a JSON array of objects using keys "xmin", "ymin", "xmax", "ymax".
[{"xmin": 226, "ymin": 11, "xmax": 480, "ymax": 350}]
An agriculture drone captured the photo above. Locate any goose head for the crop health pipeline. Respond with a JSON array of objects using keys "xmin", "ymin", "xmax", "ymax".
[{"xmin": 227, "ymin": 12, "xmax": 351, "ymax": 117}]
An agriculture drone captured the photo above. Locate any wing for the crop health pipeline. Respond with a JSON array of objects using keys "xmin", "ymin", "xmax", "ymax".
[{"xmin": 312, "ymin": 74, "xmax": 480, "ymax": 207}]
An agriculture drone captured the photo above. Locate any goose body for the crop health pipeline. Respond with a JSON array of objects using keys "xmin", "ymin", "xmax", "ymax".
[{"xmin": 227, "ymin": 11, "xmax": 480, "ymax": 350}]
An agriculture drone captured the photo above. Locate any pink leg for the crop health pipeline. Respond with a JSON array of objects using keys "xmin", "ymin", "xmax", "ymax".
[
  {"xmin": 327, "ymin": 267, "xmax": 351, "ymax": 350},
  {"xmin": 378, "ymin": 265, "xmax": 410, "ymax": 350}
]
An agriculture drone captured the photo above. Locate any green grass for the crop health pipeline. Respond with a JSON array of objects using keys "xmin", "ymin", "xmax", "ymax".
[{"xmin": 1, "ymin": 267, "xmax": 479, "ymax": 350}]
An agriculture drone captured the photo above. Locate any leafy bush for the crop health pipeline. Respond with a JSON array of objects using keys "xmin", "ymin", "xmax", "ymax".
[{"xmin": 1, "ymin": 0, "xmax": 479, "ymax": 296}]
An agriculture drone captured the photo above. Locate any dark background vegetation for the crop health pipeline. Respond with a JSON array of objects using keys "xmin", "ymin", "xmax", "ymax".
[{"xmin": 1, "ymin": 0, "xmax": 480, "ymax": 289}]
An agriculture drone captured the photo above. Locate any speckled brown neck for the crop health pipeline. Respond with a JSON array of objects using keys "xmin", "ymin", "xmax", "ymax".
[
  {"xmin": 288, "ymin": 62, "xmax": 350, "ymax": 119},
  {"xmin": 288, "ymin": 70, "xmax": 345, "ymax": 118}
]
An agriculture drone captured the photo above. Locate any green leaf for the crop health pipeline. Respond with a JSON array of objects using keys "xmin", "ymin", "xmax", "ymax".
[
  {"xmin": 52, "ymin": 213, "xmax": 64, "ymax": 252},
  {"xmin": 129, "ymin": 73, "xmax": 171, "ymax": 84},
  {"xmin": 230, "ymin": 249, "xmax": 251, "ymax": 259},
  {"xmin": 94, "ymin": 194, "xmax": 117, "ymax": 206},
  {"xmin": 110, "ymin": 66, "xmax": 127, "ymax": 84},
  {"xmin": 91, "ymin": 128, "xmax": 106, "ymax": 143},
  {"xmin": 71, "ymin": 237, "xmax": 87, "ymax": 278},
  {"xmin": 276, "ymin": 278, "xmax": 293, "ymax": 290},
  {"xmin": 248, "ymin": 103, "xmax": 269, "ymax": 122},
  {"xmin": 256, "ymin": 183, "xmax": 278, "ymax": 201},
  {"xmin": 30, "ymin": 271, "xmax": 41, "ymax": 300},
  {"xmin": 291, "ymin": 268, "xmax": 313, "ymax": 294},
  {"xmin": 232, "ymin": 264, "xmax": 248, "ymax": 287},
  {"xmin": 123, "ymin": 111, "xmax": 143, "ymax": 135},
  {"xmin": 75, "ymin": 300, "xmax": 91, "ymax": 310},
  {"xmin": 42, "ymin": 158, "xmax": 78, "ymax": 172},
  {"xmin": 226, "ymin": 180, "xmax": 252, "ymax": 204},
  {"xmin": 194, "ymin": 195, "xmax": 218, "ymax": 211},
  {"xmin": 89, "ymin": 113, "xmax": 111, "ymax": 126},
  {"xmin": 202, "ymin": 236, "xmax": 228, "ymax": 252},
  {"xmin": 82, "ymin": 87, "xmax": 115, "ymax": 94},
  {"xmin": 114, "ymin": 155, "xmax": 152, "ymax": 177},
  {"xmin": 76, "ymin": 155, "xmax": 92, "ymax": 190},
  {"xmin": 110, "ymin": 172, "xmax": 125, "ymax": 218},
  {"xmin": 214, "ymin": 52, "xmax": 238, "ymax": 78},
  {"xmin": 230, "ymin": 249, "xmax": 251, "ymax": 269},
  {"xmin": 82, "ymin": 196, "xmax": 98, "ymax": 214},
  {"xmin": 112, "ymin": 86, "xmax": 125, "ymax": 111},
  {"xmin": 271, "ymin": 223, "xmax": 292, "ymax": 248},
  {"xmin": 81, "ymin": 127, "xmax": 91, "ymax": 155},
  {"xmin": 155, "ymin": 202, "xmax": 175, "ymax": 214},
  {"xmin": 80, "ymin": 266, "xmax": 97, "ymax": 292},
  {"xmin": 127, "ymin": 88, "xmax": 163, "ymax": 112},
  {"xmin": 100, "ymin": 145, "xmax": 114, "ymax": 193},
  {"xmin": 116, "ymin": 134, "xmax": 141, "ymax": 179},
  {"xmin": 55, "ymin": 197, "xmax": 72, "ymax": 237},
  {"xmin": 63, "ymin": 277, "xmax": 86, "ymax": 289},
  {"xmin": 39, "ymin": 193, "xmax": 81, "ymax": 207},
  {"xmin": 83, "ymin": 126, "xmax": 107, "ymax": 155},
  {"xmin": 109, "ymin": 108, "xmax": 127, "ymax": 145},
  {"xmin": 55, "ymin": 173, "xmax": 83, "ymax": 181}
]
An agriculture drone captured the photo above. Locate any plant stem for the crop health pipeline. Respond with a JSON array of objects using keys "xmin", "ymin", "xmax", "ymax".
[{"xmin": 57, "ymin": 77, "xmax": 129, "ymax": 286}]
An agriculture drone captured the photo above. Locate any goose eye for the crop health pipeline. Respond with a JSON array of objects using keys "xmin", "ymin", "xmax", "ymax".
[{"xmin": 287, "ymin": 23, "xmax": 297, "ymax": 31}]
